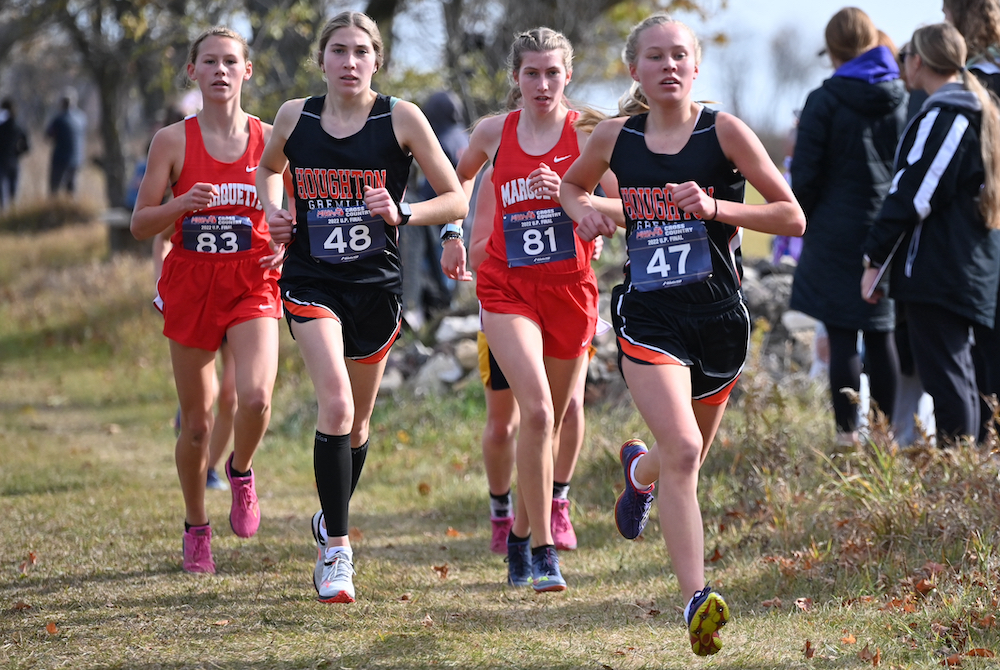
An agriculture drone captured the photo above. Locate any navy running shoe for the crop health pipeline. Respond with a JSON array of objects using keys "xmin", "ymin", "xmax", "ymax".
[
  {"xmin": 505, "ymin": 536, "xmax": 532, "ymax": 587},
  {"xmin": 614, "ymin": 438, "xmax": 655, "ymax": 539},
  {"xmin": 531, "ymin": 546, "xmax": 567, "ymax": 592}
]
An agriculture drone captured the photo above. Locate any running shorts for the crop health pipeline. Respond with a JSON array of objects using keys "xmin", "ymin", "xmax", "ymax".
[
  {"xmin": 476, "ymin": 255, "xmax": 597, "ymax": 360},
  {"xmin": 156, "ymin": 248, "xmax": 281, "ymax": 351},
  {"xmin": 282, "ymin": 281, "xmax": 401, "ymax": 363},
  {"xmin": 612, "ymin": 285, "xmax": 750, "ymax": 405}
]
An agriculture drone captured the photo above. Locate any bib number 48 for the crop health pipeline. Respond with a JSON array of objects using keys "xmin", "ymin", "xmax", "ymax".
[{"xmin": 323, "ymin": 224, "xmax": 373, "ymax": 254}]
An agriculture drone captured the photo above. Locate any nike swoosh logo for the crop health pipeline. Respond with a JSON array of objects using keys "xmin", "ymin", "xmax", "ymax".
[
  {"xmin": 258, "ymin": 304, "xmax": 271, "ymax": 311},
  {"xmin": 553, "ymin": 155, "xmax": 572, "ymax": 163},
  {"xmin": 246, "ymin": 165, "xmax": 259, "ymax": 172}
]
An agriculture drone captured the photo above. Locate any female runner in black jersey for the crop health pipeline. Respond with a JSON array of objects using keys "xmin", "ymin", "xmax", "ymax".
[
  {"xmin": 561, "ymin": 13, "xmax": 805, "ymax": 655},
  {"xmin": 256, "ymin": 11, "xmax": 467, "ymax": 603}
]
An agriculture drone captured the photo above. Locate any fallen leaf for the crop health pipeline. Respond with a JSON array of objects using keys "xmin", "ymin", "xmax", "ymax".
[
  {"xmin": 924, "ymin": 561, "xmax": 946, "ymax": 575},
  {"xmin": 421, "ymin": 614, "xmax": 433, "ymax": 627},
  {"xmin": 433, "ymin": 563, "xmax": 449, "ymax": 579},
  {"xmin": 348, "ymin": 527, "xmax": 364, "ymax": 542},
  {"xmin": 45, "ymin": 622, "xmax": 58, "ymax": 635},
  {"xmin": 762, "ymin": 598, "xmax": 782, "ymax": 608},
  {"xmin": 418, "ymin": 482, "xmax": 431, "ymax": 496},
  {"xmin": 28, "ymin": 552, "xmax": 37, "ymax": 565},
  {"xmin": 872, "ymin": 646, "xmax": 881, "ymax": 666},
  {"xmin": 795, "ymin": 597, "xmax": 813, "ymax": 612},
  {"xmin": 446, "ymin": 527, "xmax": 461, "ymax": 538},
  {"xmin": 974, "ymin": 613, "xmax": 996, "ymax": 628},
  {"xmin": 709, "ymin": 547, "xmax": 723, "ymax": 562},
  {"xmin": 211, "ymin": 620, "xmax": 230, "ymax": 626},
  {"xmin": 842, "ymin": 633, "xmax": 857, "ymax": 644},
  {"xmin": 804, "ymin": 639, "xmax": 815, "ymax": 659},
  {"xmin": 941, "ymin": 654, "xmax": 962, "ymax": 666},
  {"xmin": 400, "ymin": 593, "xmax": 411, "ymax": 601},
  {"xmin": 858, "ymin": 643, "xmax": 874, "ymax": 662},
  {"xmin": 13, "ymin": 601, "xmax": 31, "ymax": 611},
  {"xmin": 966, "ymin": 649, "xmax": 995, "ymax": 657},
  {"xmin": 915, "ymin": 579, "xmax": 935, "ymax": 597}
]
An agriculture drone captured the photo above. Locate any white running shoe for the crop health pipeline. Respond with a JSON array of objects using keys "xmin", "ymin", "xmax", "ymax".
[{"xmin": 311, "ymin": 511, "xmax": 355, "ymax": 603}]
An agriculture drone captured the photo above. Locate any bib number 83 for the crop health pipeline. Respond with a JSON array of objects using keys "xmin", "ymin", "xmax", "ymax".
[
  {"xmin": 197, "ymin": 231, "xmax": 240, "ymax": 254},
  {"xmin": 646, "ymin": 243, "xmax": 691, "ymax": 277},
  {"xmin": 324, "ymin": 224, "xmax": 373, "ymax": 254}
]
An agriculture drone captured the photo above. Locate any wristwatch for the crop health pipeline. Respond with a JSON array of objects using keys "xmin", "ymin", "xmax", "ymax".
[
  {"xmin": 396, "ymin": 200, "xmax": 412, "ymax": 226},
  {"xmin": 440, "ymin": 222, "xmax": 463, "ymax": 246}
]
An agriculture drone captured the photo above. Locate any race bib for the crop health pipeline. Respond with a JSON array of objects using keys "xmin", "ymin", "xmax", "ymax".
[
  {"xmin": 627, "ymin": 221, "xmax": 712, "ymax": 291},
  {"xmin": 181, "ymin": 215, "xmax": 252, "ymax": 253},
  {"xmin": 307, "ymin": 205, "xmax": 385, "ymax": 264},
  {"xmin": 503, "ymin": 206, "xmax": 576, "ymax": 267}
]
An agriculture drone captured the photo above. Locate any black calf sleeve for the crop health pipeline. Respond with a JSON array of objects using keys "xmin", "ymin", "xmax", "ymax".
[
  {"xmin": 314, "ymin": 431, "xmax": 352, "ymax": 537},
  {"xmin": 351, "ymin": 439, "xmax": 369, "ymax": 497}
]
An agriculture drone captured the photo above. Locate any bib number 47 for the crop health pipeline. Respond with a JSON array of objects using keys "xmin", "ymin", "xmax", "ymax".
[{"xmin": 646, "ymin": 243, "xmax": 691, "ymax": 277}]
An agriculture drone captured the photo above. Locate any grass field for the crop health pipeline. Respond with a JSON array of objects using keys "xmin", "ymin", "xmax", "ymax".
[{"xmin": 3, "ymin": 220, "xmax": 1000, "ymax": 669}]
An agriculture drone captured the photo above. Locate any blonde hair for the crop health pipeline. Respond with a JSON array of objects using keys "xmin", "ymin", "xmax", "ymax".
[
  {"xmin": 504, "ymin": 27, "xmax": 574, "ymax": 110},
  {"xmin": 188, "ymin": 27, "xmax": 249, "ymax": 65},
  {"xmin": 618, "ymin": 14, "xmax": 702, "ymax": 117},
  {"xmin": 317, "ymin": 11, "xmax": 384, "ymax": 71},
  {"xmin": 824, "ymin": 7, "xmax": 878, "ymax": 65},
  {"xmin": 913, "ymin": 22, "xmax": 1000, "ymax": 229},
  {"xmin": 943, "ymin": 0, "xmax": 1000, "ymax": 62}
]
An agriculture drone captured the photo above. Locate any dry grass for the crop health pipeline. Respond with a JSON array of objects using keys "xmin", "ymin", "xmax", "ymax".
[{"xmin": 3, "ymin": 221, "xmax": 1000, "ymax": 669}]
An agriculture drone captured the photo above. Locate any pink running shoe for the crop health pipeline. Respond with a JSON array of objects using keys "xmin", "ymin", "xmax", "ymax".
[
  {"xmin": 183, "ymin": 525, "xmax": 215, "ymax": 573},
  {"xmin": 490, "ymin": 516, "xmax": 514, "ymax": 555},
  {"xmin": 226, "ymin": 453, "xmax": 260, "ymax": 538},
  {"xmin": 551, "ymin": 498, "xmax": 578, "ymax": 551}
]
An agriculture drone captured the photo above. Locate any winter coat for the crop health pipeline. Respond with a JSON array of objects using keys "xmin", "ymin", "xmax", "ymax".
[
  {"xmin": 789, "ymin": 46, "xmax": 909, "ymax": 331},
  {"xmin": 862, "ymin": 83, "xmax": 1000, "ymax": 328}
]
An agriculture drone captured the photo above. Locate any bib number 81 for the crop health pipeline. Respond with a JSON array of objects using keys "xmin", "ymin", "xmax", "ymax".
[{"xmin": 522, "ymin": 227, "xmax": 557, "ymax": 256}]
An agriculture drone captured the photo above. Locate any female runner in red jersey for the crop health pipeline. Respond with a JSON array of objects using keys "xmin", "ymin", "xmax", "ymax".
[
  {"xmin": 443, "ymin": 27, "xmax": 621, "ymax": 592},
  {"xmin": 131, "ymin": 27, "xmax": 287, "ymax": 574}
]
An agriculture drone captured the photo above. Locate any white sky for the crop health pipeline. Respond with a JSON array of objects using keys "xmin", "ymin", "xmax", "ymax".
[{"xmin": 394, "ymin": 0, "xmax": 946, "ymax": 131}]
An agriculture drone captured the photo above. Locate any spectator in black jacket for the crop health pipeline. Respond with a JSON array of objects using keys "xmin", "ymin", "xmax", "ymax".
[
  {"xmin": 862, "ymin": 22, "xmax": 1000, "ymax": 444},
  {"xmin": 944, "ymin": 0, "xmax": 1000, "ymax": 442},
  {"xmin": 0, "ymin": 98, "xmax": 29, "ymax": 211},
  {"xmin": 789, "ymin": 7, "xmax": 907, "ymax": 447}
]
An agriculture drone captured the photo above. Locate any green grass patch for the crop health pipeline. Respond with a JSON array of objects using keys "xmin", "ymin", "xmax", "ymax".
[{"xmin": 3, "ymin": 222, "xmax": 1000, "ymax": 669}]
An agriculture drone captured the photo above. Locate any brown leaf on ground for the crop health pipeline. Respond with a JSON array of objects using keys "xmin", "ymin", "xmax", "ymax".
[
  {"xmin": 13, "ymin": 601, "xmax": 31, "ymax": 611},
  {"xmin": 842, "ymin": 633, "xmax": 857, "ymax": 644},
  {"xmin": 348, "ymin": 527, "xmax": 364, "ymax": 542},
  {"xmin": 708, "ymin": 547, "xmax": 723, "ymax": 562},
  {"xmin": 973, "ymin": 613, "xmax": 995, "ymax": 628},
  {"xmin": 28, "ymin": 551, "xmax": 37, "ymax": 565},
  {"xmin": 446, "ymin": 527, "xmax": 461, "ymax": 537},
  {"xmin": 872, "ymin": 647, "xmax": 881, "ymax": 666},
  {"xmin": 762, "ymin": 598, "xmax": 782, "ymax": 608},
  {"xmin": 400, "ymin": 593, "xmax": 411, "ymax": 601},
  {"xmin": 940, "ymin": 654, "xmax": 962, "ymax": 666},
  {"xmin": 45, "ymin": 622, "xmax": 58, "ymax": 635},
  {"xmin": 795, "ymin": 597, "xmax": 813, "ymax": 612},
  {"xmin": 966, "ymin": 649, "xmax": 995, "ymax": 657},
  {"xmin": 915, "ymin": 579, "xmax": 936, "ymax": 597},
  {"xmin": 858, "ymin": 643, "xmax": 875, "ymax": 662},
  {"xmin": 421, "ymin": 614, "xmax": 433, "ymax": 627},
  {"xmin": 417, "ymin": 482, "xmax": 431, "ymax": 496},
  {"xmin": 923, "ymin": 561, "xmax": 947, "ymax": 575},
  {"xmin": 804, "ymin": 639, "xmax": 815, "ymax": 659},
  {"xmin": 433, "ymin": 563, "xmax": 449, "ymax": 579},
  {"xmin": 881, "ymin": 597, "xmax": 917, "ymax": 613},
  {"xmin": 211, "ymin": 620, "xmax": 229, "ymax": 626}
]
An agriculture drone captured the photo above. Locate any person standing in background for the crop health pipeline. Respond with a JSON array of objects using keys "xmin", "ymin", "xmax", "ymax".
[
  {"xmin": 0, "ymin": 99, "xmax": 29, "ymax": 211},
  {"xmin": 943, "ymin": 0, "xmax": 1000, "ymax": 442},
  {"xmin": 789, "ymin": 7, "xmax": 906, "ymax": 448},
  {"xmin": 862, "ymin": 23, "xmax": 1000, "ymax": 445},
  {"xmin": 46, "ymin": 89, "xmax": 87, "ymax": 196}
]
